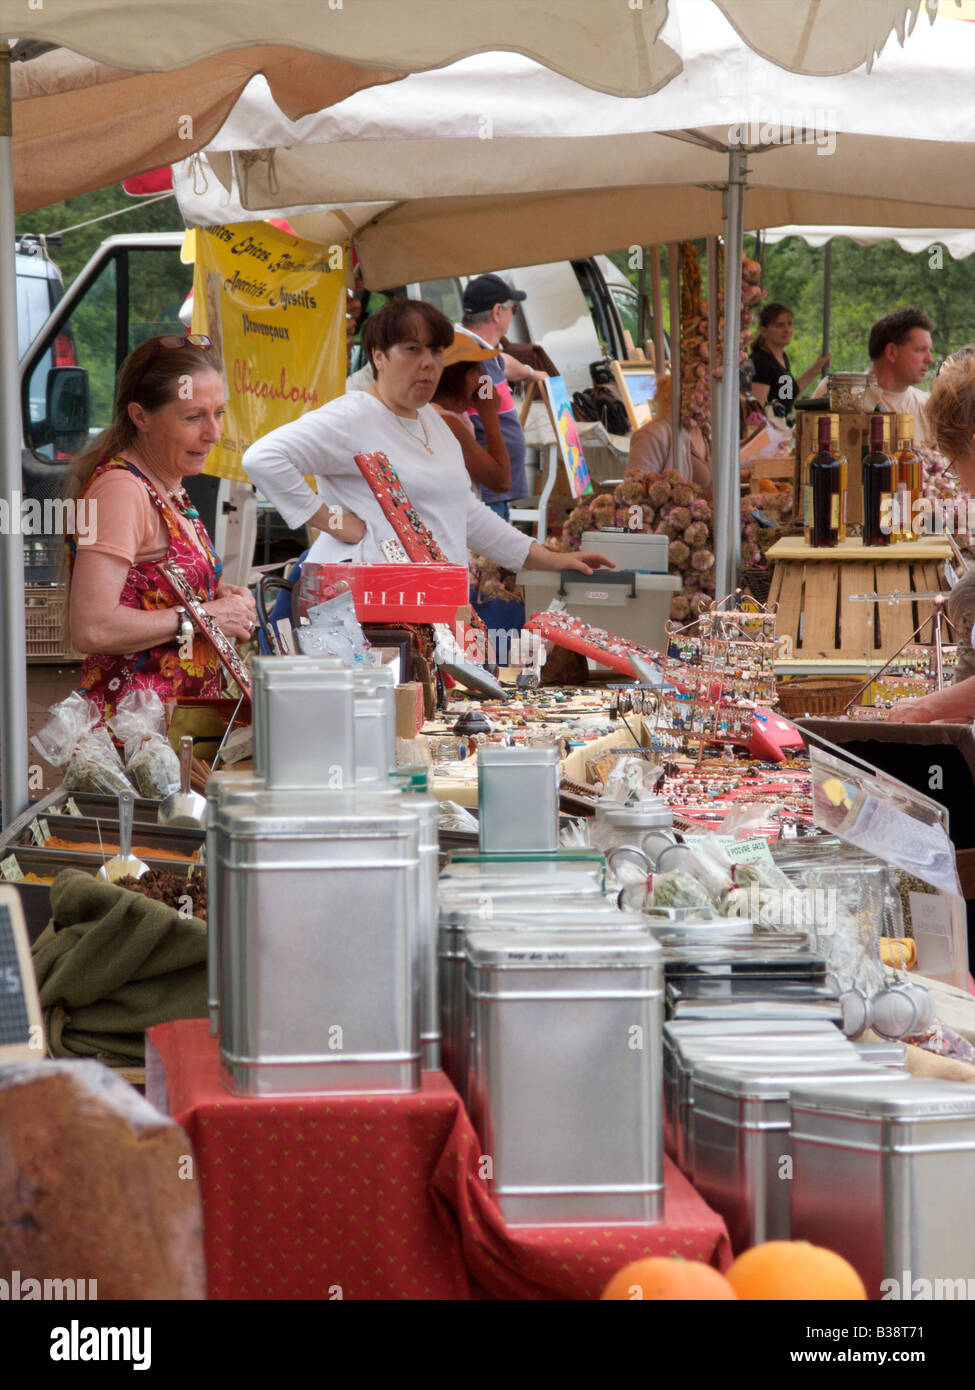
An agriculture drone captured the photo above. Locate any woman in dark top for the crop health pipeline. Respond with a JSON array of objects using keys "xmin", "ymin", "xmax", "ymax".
[{"xmin": 749, "ymin": 302, "xmax": 830, "ymax": 417}]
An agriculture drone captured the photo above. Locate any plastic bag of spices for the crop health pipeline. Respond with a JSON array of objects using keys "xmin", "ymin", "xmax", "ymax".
[
  {"xmin": 31, "ymin": 692, "xmax": 136, "ymax": 796},
  {"xmin": 108, "ymin": 690, "xmax": 181, "ymax": 800}
]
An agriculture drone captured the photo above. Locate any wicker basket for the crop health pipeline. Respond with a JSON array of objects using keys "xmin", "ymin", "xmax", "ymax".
[
  {"xmin": 775, "ymin": 676, "xmax": 865, "ymax": 718},
  {"xmin": 738, "ymin": 565, "xmax": 773, "ymax": 606},
  {"xmin": 25, "ymin": 586, "xmax": 80, "ymax": 664}
]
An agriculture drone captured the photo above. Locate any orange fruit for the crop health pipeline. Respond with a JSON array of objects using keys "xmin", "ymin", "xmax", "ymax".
[
  {"xmin": 726, "ymin": 1241, "xmax": 867, "ymax": 1300},
  {"xmin": 600, "ymin": 1256, "xmax": 738, "ymax": 1301},
  {"xmin": 759, "ymin": 479, "xmax": 780, "ymax": 494}
]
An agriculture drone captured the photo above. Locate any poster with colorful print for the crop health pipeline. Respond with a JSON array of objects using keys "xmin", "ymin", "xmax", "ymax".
[
  {"xmin": 189, "ymin": 222, "xmax": 347, "ymax": 483},
  {"xmin": 543, "ymin": 375, "xmax": 592, "ymax": 499}
]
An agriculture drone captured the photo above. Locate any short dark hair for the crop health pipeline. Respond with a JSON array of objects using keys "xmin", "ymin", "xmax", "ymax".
[
  {"xmin": 869, "ymin": 306, "xmax": 935, "ymax": 361},
  {"xmin": 361, "ymin": 299, "xmax": 453, "ymax": 377}
]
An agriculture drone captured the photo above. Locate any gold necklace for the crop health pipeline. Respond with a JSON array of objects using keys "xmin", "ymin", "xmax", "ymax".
[{"xmin": 393, "ymin": 408, "xmax": 434, "ymax": 455}]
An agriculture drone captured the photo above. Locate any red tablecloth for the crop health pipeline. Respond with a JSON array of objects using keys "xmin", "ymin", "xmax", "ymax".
[{"xmin": 148, "ymin": 1019, "xmax": 731, "ymax": 1300}]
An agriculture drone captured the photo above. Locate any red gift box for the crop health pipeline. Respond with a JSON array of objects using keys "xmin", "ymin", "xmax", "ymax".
[{"xmin": 301, "ymin": 562, "xmax": 470, "ymax": 623}]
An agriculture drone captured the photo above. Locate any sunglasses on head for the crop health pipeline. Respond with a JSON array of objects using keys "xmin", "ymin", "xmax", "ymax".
[{"xmin": 132, "ymin": 333, "xmax": 213, "ymax": 393}]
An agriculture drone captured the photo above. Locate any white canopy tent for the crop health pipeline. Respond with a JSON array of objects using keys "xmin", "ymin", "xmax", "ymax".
[
  {"xmin": 171, "ymin": 2, "xmax": 975, "ymax": 647},
  {"xmin": 762, "ymin": 226, "xmax": 975, "ymax": 258},
  {"xmin": 0, "ymin": 0, "xmax": 949, "ymax": 823}
]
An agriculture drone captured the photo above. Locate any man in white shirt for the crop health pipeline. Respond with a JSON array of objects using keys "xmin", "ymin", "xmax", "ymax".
[{"xmin": 862, "ymin": 306, "xmax": 936, "ymax": 445}]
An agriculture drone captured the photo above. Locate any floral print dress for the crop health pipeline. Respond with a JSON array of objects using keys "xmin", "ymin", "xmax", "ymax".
[{"xmin": 69, "ymin": 458, "xmax": 225, "ymax": 723}]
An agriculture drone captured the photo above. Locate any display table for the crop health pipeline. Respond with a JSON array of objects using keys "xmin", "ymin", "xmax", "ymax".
[{"xmin": 148, "ymin": 1020, "xmax": 731, "ymax": 1301}]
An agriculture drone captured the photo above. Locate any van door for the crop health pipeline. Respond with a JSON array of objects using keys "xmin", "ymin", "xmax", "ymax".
[{"xmin": 19, "ymin": 235, "xmax": 255, "ymax": 587}]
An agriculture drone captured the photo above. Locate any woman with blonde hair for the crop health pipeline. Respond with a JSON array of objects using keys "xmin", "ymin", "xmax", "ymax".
[
  {"xmin": 625, "ymin": 374, "xmax": 711, "ymax": 489},
  {"xmin": 889, "ymin": 347, "xmax": 975, "ymax": 723}
]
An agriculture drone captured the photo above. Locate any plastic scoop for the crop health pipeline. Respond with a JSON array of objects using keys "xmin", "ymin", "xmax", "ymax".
[
  {"xmin": 158, "ymin": 736, "xmax": 207, "ymax": 829},
  {"xmin": 97, "ymin": 788, "xmax": 149, "ymax": 882}
]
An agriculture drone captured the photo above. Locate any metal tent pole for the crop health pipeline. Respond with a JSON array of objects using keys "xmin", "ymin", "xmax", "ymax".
[
  {"xmin": 822, "ymin": 240, "xmax": 833, "ymax": 359},
  {"xmin": 706, "ymin": 235, "xmax": 720, "ymax": 474},
  {"xmin": 637, "ymin": 247, "xmax": 647, "ymax": 348},
  {"xmin": 667, "ymin": 242, "xmax": 682, "ymax": 470},
  {"xmin": 650, "ymin": 245, "xmax": 665, "ymax": 374},
  {"xmin": 715, "ymin": 149, "xmax": 747, "ymax": 606},
  {"xmin": 0, "ymin": 45, "xmax": 29, "ymax": 829}
]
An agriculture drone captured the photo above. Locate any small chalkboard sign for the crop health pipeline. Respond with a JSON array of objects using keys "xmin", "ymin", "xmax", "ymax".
[{"xmin": 0, "ymin": 886, "xmax": 44, "ymax": 1061}]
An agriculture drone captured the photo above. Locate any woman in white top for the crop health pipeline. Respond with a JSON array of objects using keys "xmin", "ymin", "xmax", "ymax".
[{"xmin": 243, "ymin": 299, "xmax": 612, "ymax": 578}]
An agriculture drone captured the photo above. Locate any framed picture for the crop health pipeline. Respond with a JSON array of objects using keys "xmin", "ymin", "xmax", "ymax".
[
  {"xmin": 612, "ymin": 361, "xmax": 658, "ymax": 431},
  {"xmin": 542, "ymin": 375, "xmax": 592, "ymax": 499}
]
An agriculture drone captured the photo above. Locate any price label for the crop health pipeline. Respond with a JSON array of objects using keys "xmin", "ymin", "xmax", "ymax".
[
  {"xmin": 0, "ymin": 855, "xmax": 24, "ymax": 882},
  {"xmin": 63, "ymin": 798, "xmax": 83, "ymax": 818},
  {"xmin": 29, "ymin": 818, "xmax": 51, "ymax": 846}
]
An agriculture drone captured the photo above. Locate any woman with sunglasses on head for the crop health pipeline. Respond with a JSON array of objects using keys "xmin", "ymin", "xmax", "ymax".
[
  {"xmin": 889, "ymin": 347, "xmax": 975, "ymax": 724},
  {"xmin": 65, "ymin": 334, "xmax": 255, "ymax": 721}
]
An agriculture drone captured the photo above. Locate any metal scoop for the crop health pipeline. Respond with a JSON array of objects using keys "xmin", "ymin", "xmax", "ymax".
[
  {"xmin": 97, "ymin": 788, "xmax": 149, "ymax": 882},
  {"xmin": 158, "ymin": 736, "xmax": 207, "ymax": 829}
]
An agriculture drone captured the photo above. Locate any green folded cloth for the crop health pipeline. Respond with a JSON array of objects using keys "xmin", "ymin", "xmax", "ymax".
[{"xmin": 31, "ymin": 868, "xmax": 207, "ymax": 1066}]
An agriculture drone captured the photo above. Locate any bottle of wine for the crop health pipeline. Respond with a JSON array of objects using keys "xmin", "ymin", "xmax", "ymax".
[
  {"xmin": 830, "ymin": 414, "xmax": 847, "ymax": 540},
  {"xmin": 862, "ymin": 413, "xmax": 895, "ymax": 545},
  {"xmin": 894, "ymin": 414, "xmax": 922, "ymax": 541},
  {"xmin": 808, "ymin": 413, "xmax": 842, "ymax": 548}
]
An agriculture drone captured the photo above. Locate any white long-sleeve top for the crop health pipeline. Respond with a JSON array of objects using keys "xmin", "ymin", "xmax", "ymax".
[{"xmin": 242, "ymin": 391, "xmax": 533, "ymax": 570}]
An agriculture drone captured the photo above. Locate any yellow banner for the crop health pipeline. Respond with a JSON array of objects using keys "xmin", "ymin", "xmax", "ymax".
[{"xmin": 191, "ymin": 222, "xmax": 347, "ymax": 483}]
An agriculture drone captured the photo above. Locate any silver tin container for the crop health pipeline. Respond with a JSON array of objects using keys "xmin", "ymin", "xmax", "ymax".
[
  {"xmin": 441, "ymin": 853, "xmax": 605, "ymax": 882},
  {"xmin": 672, "ymin": 1034, "xmax": 859, "ymax": 1172},
  {"xmin": 854, "ymin": 1040, "xmax": 908, "ymax": 1068},
  {"xmin": 790, "ymin": 1079, "xmax": 975, "ymax": 1299},
  {"xmin": 477, "ymin": 745, "xmax": 560, "ymax": 853},
  {"xmin": 217, "ymin": 790, "xmax": 421, "ymax": 1096},
  {"xmin": 353, "ymin": 667, "xmax": 396, "ymax": 786},
  {"xmin": 251, "ymin": 655, "xmax": 355, "ymax": 790},
  {"xmin": 439, "ymin": 899, "xmax": 644, "ymax": 1100},
  {"xmin": 205, "ymin": 769, "xmax": 263, "ymax": 1036},
  {"xmin": 691, "ymin": 1062, "xmax": 909, "ymax": 1253},
  {"xmin": 662, "ymin": 1018, "xmax": 845, "ymax": 1157},
  {"xmin": 466, "ymin": 929, "xmax": 664, "ymax": 1227}
]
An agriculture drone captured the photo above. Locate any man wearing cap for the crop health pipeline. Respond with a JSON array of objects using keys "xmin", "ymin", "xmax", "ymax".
[{"xmin": 461, "ymin": 273, "xmax": 549, "ymax": 519}]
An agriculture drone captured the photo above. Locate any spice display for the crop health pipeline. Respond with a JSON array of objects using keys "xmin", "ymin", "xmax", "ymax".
[{"xmin": 114, "ymin": 868, "xmax": 207, "ymax": 919}]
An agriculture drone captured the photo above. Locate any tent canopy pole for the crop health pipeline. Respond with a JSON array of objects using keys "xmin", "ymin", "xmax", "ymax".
[
  {"xmin": 715, "ymin": 148, "xmax": 747, "ymax": 606},
  {"xmin": 0, "ymin": 43, "xmax": 29, "ymax": 829}
]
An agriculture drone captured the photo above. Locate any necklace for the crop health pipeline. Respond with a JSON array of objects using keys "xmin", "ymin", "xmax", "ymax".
[{"xmin": 392, "ymin": 409, "xmax": 434, "ymax": 455}]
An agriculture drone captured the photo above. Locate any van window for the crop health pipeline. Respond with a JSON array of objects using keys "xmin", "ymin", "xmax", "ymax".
[
  {"xmin": 609, "ymin": 283, "xmax": 641, "ymax": 349},
  {"xmin": 418, "ymin": 277, "xmax": 464, "ymax": 324}
]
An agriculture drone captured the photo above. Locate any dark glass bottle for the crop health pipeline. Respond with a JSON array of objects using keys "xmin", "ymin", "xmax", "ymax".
[
  {"xmin": 862, "ymin": 413, "xmax": 894, "ymax": 546},
  {"xmin": 808, "ymin": 414, "xmax": 841, "ymax": 548}
]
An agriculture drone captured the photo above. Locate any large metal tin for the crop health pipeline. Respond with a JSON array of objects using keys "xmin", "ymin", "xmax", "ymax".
[
  {"xmin": 465, "ymin": 929, "xmax": 663, "ymax": 1227},
  {"xmin": 789, "ymin": 1079, "xmax": 975, "ymax": 1298},
  {"xmin": 439, "ymin": 898, "xmax": 644, "ymax": 1100},
  {"xmin": 662, "ymin": 1018, "xmax": 845, "ymax": 1157},
  {"xmin": 476, "ymin": 746, "xmax": 560, "ymax": 854},
  {"xmin": 251, "ymin": 655, "xmax": 355, "ymax": 790},
  {"xmin": 441, "ymin": 851, "xmax": 605, "ymax": 882},
  {"xmin": 217, "ymin": 790, "xmax": 421, "ymax": 1096},
  {"xmin": 671, "ymin": 1033, "xmax": 859, "ymax": 1172},
  {"xmin": 353, "ymin": 667, "xmax": 396, "ymax": 786},
  {"xmin": 691, "ymin": 1062, "xmax": 909, "ymax": 1253},
  {"xmin": 205, "ymin": 769, "xmax": 263, "ymax": 1036}
]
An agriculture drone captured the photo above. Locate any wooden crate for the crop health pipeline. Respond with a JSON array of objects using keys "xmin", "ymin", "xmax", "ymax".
[
  {"xmin": 25, "ymin": 586, "xmax": 80, "ymax": 664},
  {"xmin": 766, "ymin": 540, "xmax": 949, "ymax": 660}
]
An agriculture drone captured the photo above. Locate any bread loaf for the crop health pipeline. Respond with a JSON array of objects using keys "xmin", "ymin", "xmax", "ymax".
[{"xmin": 0, "ymin": 1060, "xmax": 205, "ymax": 1299}]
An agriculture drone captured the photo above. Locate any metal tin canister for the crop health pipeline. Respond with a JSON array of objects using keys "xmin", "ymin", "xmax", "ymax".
[
  {"xmin": 204, "ymin": 769, "xmax": 263, "ymax": 1036},
  {"xmin": 251, "ymin": 656, "xmax": 355, "ymax": 790},
  {"xmin": 465, "ymin": 929, "xmax": 663, "ymax": 1227},
  {"xmin": 662, "ymin": 1018, "xmax": 846, "ymax": 1158},
  {"xmin": 217, "ymin": 790, "xmax": 421, "ymax": 1096},
  {"xmin": 853, "ymin": 1040, "xmax": 908, "ymax": 1068},
  {"xmin": 789, "ymin": 1079, "xmax": 975, "ymax": 1299},
  {"xmin": 476, "ymin": 746, "xmax": 560, "ymax": 853},
  {"xmin": 672, "ymin": 1034, "xmax": 859, "ymax": 1174},
  {"xmin": 353, "ymin": 667, "xmax": 396, "ymax": 786},
  {"xmin": 691, "ymin": 1062, "xmax": 910, "ymax": 1254},
  {"xmin": 439, "ymin": 899, "xmax": 644, "ymax": 1101}
]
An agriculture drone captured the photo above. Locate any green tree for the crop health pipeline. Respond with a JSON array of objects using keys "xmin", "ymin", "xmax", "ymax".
[{"xmin": 16, "ymin": 186, "xmax": 185, "ymax": 288}]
